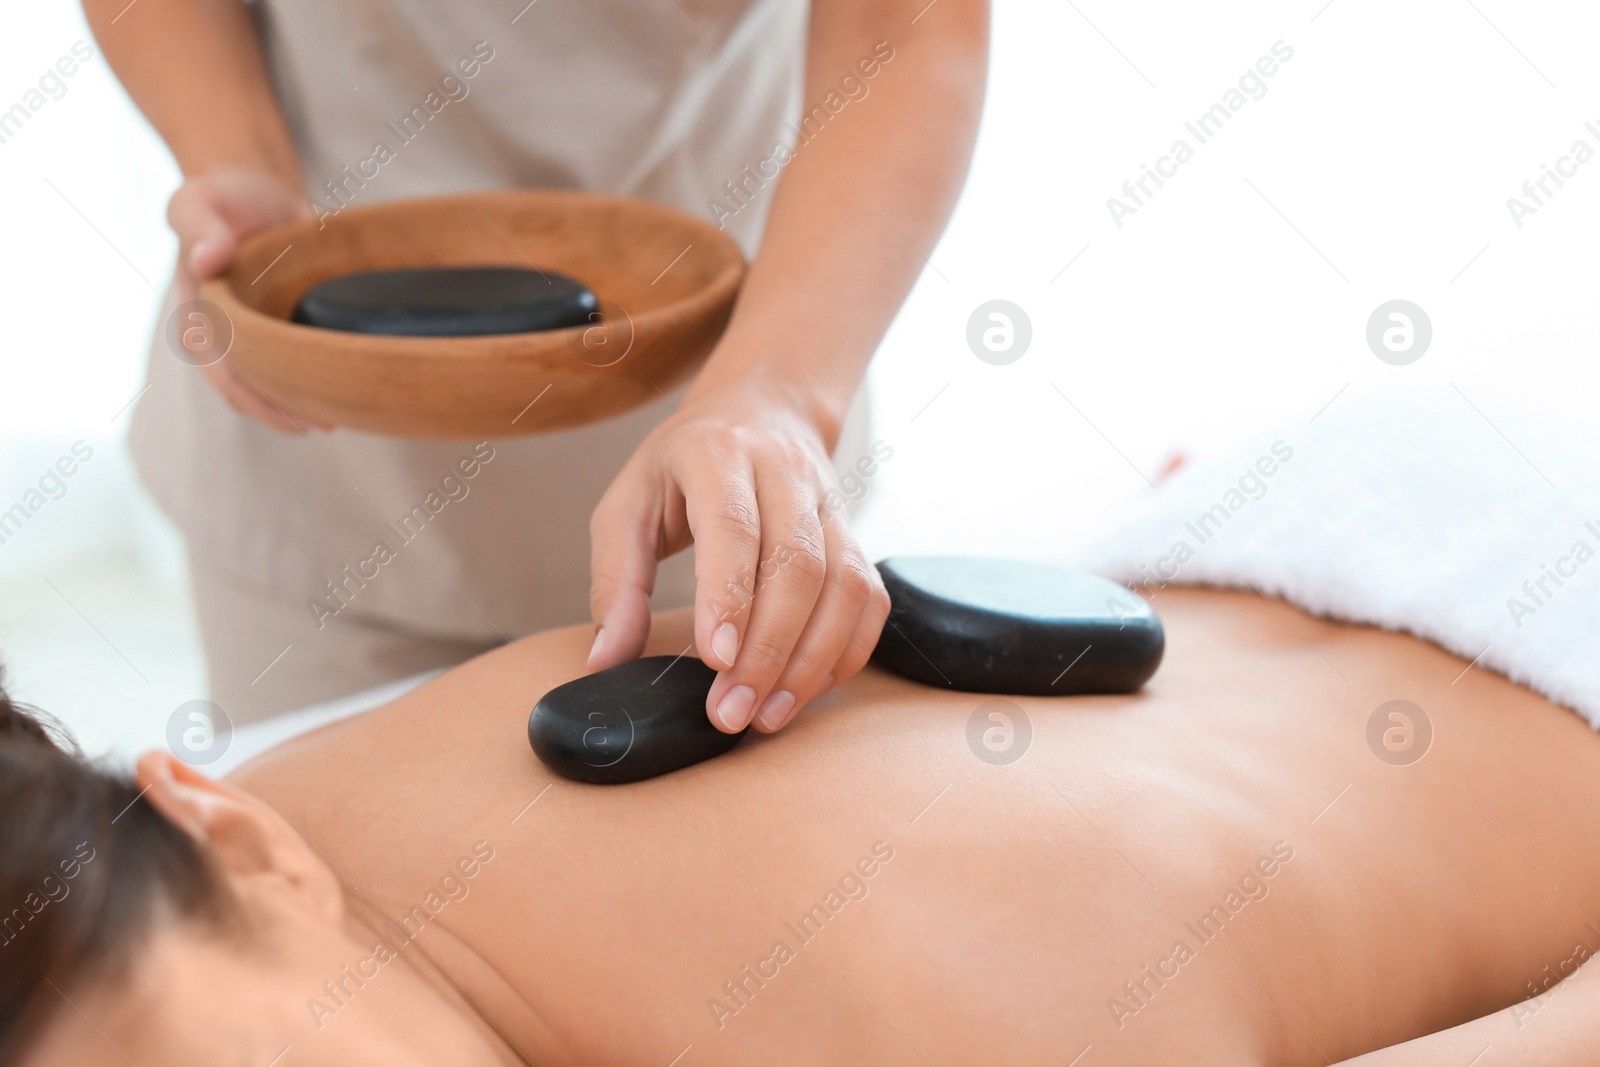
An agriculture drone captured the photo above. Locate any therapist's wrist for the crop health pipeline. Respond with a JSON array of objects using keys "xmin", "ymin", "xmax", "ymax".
[
  {"xmin": 687, "ymin": 328, "xmax": 861, "ymax": 449},
  {"xmin": 684, "ymin": 364, "xmax": 848, "ymax": 452},
  {"xmin": 175, "ymin": 148, "xmax": 303, "ymax": 198}
]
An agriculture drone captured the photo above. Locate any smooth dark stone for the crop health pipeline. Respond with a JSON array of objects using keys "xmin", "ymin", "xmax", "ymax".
[
  {"xmin": 292, "ymin": 266, "xmax": 598, "ymax": 337},
  {"xmin": 870, "ymin": 556, "xmax": 1164, "ymax": 696},
  {"xmin": 528, "ymin": 656, "xmax": 744, "ymax": 784}
]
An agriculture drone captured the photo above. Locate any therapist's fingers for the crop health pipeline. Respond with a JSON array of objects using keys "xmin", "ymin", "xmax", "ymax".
[
  {"xmin": 681, "ymin": 445, "xmax": 763, "ymax": 678},
  {"xmin": 168, "ymin": 169, "xmax": 309, "ymax": 302},
  {"xmin": 587, "ymin": 467, "xmax": 679, "ymax": 672},
  {"xmin": 703, "ymin": 470, "xmax": 828, "ymax": 733},
  {"xmin": 199, "ymin": 361, "xmax": 323, "ymax": 434},
  {"xmin": 168, "ymin": 171, "xmax": 324, "ymax": 433},
  {"xmin": 168, "ymin": 185, "xmax": 237, "ymax": 305},
  {"xmin": 750, "ymin": 517, "xmax": 888, "ymax": 734}
]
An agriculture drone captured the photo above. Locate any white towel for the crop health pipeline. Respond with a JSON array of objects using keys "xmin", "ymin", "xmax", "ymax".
[{"xmin": 1074, "ymin": 385, "xmax": 1600, "ymax": 726}]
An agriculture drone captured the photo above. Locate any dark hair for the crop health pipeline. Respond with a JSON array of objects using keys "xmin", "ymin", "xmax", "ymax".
[{"xmin": 0, "ymin": 674, "xmax": 230, "ymax": 1061}]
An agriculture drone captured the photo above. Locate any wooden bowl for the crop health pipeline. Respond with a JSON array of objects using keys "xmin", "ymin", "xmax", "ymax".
[{"xmin": 201, "ymin": 189, "xmax": 745, "ymax": 438}]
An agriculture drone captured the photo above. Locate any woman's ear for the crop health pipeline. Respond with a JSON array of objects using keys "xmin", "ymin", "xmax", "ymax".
[{"xmin": 135, "ymin": 751, "xmax": 344, "ymax": 922}]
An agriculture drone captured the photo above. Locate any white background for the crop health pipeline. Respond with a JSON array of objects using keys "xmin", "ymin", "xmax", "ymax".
[{"xmin": 1, "ymin": 0, "xmax": 1596, "ymax": 761}]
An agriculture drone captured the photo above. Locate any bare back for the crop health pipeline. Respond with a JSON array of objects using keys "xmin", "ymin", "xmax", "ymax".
[{"xmin": 231, "ymin": 589, "xmax": 1600, "ymax": 1065}]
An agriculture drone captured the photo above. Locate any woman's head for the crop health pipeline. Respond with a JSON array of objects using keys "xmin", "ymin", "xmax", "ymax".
[
  {"xmin": 0, "ymin": 678, "xmax": 514, "ymax": 1065},
  {"xmin": 0, "ymin": 678, "xmax": 231, "ymax": 1060}
]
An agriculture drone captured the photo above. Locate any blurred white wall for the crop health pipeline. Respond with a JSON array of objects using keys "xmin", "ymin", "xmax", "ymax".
[
  {"xmin": 0, "ymin": 0, "xmax": 192, "ymax": 760},
  {"xmin": 863, "ymin": 0, "xmax": 1600, "ymax": 564},
  {"xmin": 2, "ymin": 0, "xmax": 1597, "ymax": 760}
]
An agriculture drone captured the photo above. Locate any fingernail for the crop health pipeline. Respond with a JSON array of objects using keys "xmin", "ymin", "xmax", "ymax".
[
  {"xmin": 714, "ymin": 685, "xmax": 757, "ymax": 731},
  {"xmin": 587, "ymin": 627, "xmax": 606, "ymax": 666},
  {"xmin": 755, "ymin": 690, "xmax": 795, "ymax": 731},
  {"xmin": 711, "ymin": 622, "xmax": 739, "ymax": 668}
]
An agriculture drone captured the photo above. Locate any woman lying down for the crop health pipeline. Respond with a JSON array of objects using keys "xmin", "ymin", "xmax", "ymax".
[{"xmin": 5, "ymin": 585, "xmax": 1600, "ymax": 1066}]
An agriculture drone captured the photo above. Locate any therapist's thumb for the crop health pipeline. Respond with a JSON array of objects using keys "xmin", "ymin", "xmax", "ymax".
[
  {"xmin": 167, "ymin": 169, "xmax": 308, "ymax": 302},
  {"xmin": 168, "ymin": 186, "xmax": 236, "ymax": 304},
  {"xmin": 587, "ymin": 485, "xmax": 662, "ymax": 672}
]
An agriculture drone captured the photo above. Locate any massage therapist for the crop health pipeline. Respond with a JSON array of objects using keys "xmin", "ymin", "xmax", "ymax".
[{"xmin": 84, "ymin": 0, "xmax": 987, "ymax": 731}]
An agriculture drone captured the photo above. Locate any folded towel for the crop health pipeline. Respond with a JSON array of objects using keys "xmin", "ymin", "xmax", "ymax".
[{"xmin": 1075, "ymin": 385, "xmax": 1600, "ymax": 726}]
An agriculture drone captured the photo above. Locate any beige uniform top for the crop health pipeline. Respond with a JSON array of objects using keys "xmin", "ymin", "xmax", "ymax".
[{"xmin": 131, "ymin": 0, "xmax": 836, "ymax": 647}]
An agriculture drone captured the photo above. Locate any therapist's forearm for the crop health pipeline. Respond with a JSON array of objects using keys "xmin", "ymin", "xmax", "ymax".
[
  {"xmin": 83, "ymin": 0, "xmax": 300, "ymax": 183},
  {"xmin": 690, "ymin": 0, "xmax": 989, "ymax": 447}
]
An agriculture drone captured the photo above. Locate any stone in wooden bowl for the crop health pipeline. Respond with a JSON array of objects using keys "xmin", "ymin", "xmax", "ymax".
[{"xmin": 201, "ymin": 189, "xmax": 745, "ymax": 438}]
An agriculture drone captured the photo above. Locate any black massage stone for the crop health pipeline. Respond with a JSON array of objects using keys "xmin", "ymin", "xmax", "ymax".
[
  {"xmin": 292, "ymin": 266, "xmax": 597, "ymax": 336},
  {"xmin": 528, "ymin": 656, "xmax": 745, "ymax": 784},
  {"xmin": 870, "ymin": 556, "xmax": 1164, "ymax": 695}
]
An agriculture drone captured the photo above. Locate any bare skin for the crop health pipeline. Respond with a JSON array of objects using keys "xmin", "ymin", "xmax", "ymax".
[{"xmin": 25, "ymin": 589, "xmax": 1600, "ymax": 1065}]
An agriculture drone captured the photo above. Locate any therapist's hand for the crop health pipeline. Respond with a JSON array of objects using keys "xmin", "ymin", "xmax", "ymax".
[
  {"xmin": 168, "ymin": 168, "xmax": 328, "ymax": 433},
  {"xmin": 588, "ymin": 382, "xmax": 890, "ymax": 734},
  {"xmin": 584, "ymin": 0, "xmax": 986, "ymax": 734}
]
